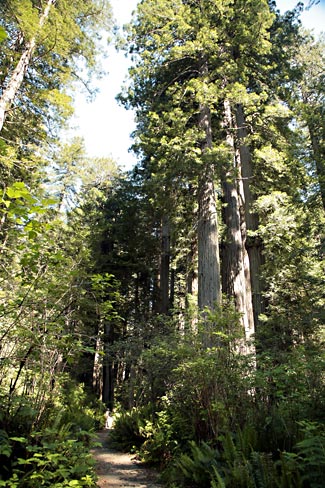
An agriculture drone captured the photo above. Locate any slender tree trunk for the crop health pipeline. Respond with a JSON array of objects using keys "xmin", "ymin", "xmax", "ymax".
[
  {"xmin": 102, "ymin": 322, "xmax": 114, "ymax": 410},
  {"xmin": 186, "ymin": 240, "xmax": 198, "ymax": 296},
  {"xmin": 308, "ymin": 123, "xmax": 325, "ymax": 211},
  {"xmin": 159, "ymin": 215, "xmax": 170, "ymax": 314},
  {"xmin": 93, "ymin": 322, "xmax": 103, "ymax": 398},
  {"xmin": 221, "ymin": 100, "xmax": 255, "ymax": 352},
  {"xmin": 0, "ymin": 0, "xmax": 56, "ymax": 132},
  {"xmin": 235, "ymin": 103, "xmax": 264, "ymax": 330}
]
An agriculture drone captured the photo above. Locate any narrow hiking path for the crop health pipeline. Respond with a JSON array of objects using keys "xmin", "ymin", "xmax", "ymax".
[{"xmin": 92, "ymin": 430, "xmax": 163, "ymax": 488}]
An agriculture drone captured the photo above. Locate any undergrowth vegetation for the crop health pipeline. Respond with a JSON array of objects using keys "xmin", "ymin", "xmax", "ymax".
[
  {"xmin": 0, "ymin": 379, "xmax": 106, "ymax": 487},
  {"xmin": 109, "ymin": 307, "xmax": 325, "ymax": 487}
]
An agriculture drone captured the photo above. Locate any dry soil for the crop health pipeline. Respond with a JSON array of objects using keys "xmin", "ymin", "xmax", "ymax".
[{"xmin": 92, "ymin": 430, "xmax": 163, "ymax": 488}]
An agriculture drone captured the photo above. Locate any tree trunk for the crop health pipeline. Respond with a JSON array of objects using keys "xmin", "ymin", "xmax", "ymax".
[
  {"xmin": 0, "ymin": 0, "xmax": 56, "ymax": 132},
  {"xmin": 197, "ymin": 103, "xmax": 221, "ymax": 312},
  {"xmin": 235, "ymin": 103, "xmax": 264, "ymax": 330},
  {"xmin": 186, "ymin": 240, "xmax": 198, "ymax": 296},
  {"xmin": 308, "ymin": 123, "xmax": 325, "ymax": 211},
  {"xmin": 197, "ymin": 58, "xmax": 221, "ymax": 349},
  {"xmin": 221, "ymin": 102, "xmax": 255, "ymax": 352},
  {"xmin": 102, "ymin": 322, "xmax": 115, "ymax": 410},
  {"xmin": 159, "ymin": 215, "xmax": 170, "ymax": 313},
  {"xmin": 93, "ymin": 322, "xmax": 103, "ymax": 398}
]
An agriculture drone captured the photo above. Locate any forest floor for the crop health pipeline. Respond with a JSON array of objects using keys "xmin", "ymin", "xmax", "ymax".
[{"xmin": 92, "ymin": 430, "xmax": 163, "ymax": 488}]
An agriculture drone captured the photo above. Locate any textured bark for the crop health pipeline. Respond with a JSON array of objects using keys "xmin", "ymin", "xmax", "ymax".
[
  {"xmin": 102, "ymin": 322, "xmax": 115, "ymax": 410},
  {"xmin": 197, "ymin": 102, "xmax": 221, "ymax": 311},
  {"xmin": 93, "ymin": 322, "xmax": 103, "ymax": 398},
  {"xmin": 196, "ymin": 57, "xmax": 221, "ymax": 313},
  {"xmin": 222, "ymin": 100, "xmax": 254, "ymax": 351},
  {"xmin": 309, "ymin": 123, "xmax": 325, "ymax": 211},
  {"xmin": 186, "ymin": 240, "xmax": 198, "ymax": 296},
  {"xmin": 0, "ymin": 0, "xmax": 56, "ymax": 132},
  {"xmin": 235, "ymin": 103, "xmax": 264, "ymax": 329},
  {"xmin": 159, "ymin": 215, "xmax": 170, "ymax": 314}
]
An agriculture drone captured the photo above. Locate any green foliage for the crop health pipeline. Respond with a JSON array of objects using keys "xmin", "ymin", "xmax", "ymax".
[
  {"xmin": 174, "ymin": 441, "xmax": 220, "ymax": 487},
  {"xmin": 108, "ymin": 406, "xmax": 153, "ymax": 452},
  {"xmin": 138, "ymin": 408, "xmax": 180, "ymax": 466},
  {"xmin": 113, "ymin": 308, "xmax": 324, "ymax": 487},
  {"xmin": 0, "ymin": 424, "xmax": 97, "ymax": 487},
  {"xmin": 0, "ymin": 0, "xmax": 112, "ymax": 144},
  {"xmin": 0, "ymin": 4, "xmax": 324, "ymax": 488},
  {"xmin": 166, "ymin": 424, "xmax": 325, "ymax": 488},
  {"xmin": 295, "ymin": 421, "xmax": 325, "ymax": 488},
  {"xmin": 0, "ymin": 378, "xmax": 102, "ymax": 486},
  {"xmin": 49, "ymin": 378, "xmax": 104, "ymax": 435},
  {"xmin": 0, "ymin": 26, "xmax": 7, "ymax": 43}
]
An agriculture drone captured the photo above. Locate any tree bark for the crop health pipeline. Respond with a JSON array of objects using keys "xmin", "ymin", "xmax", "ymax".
[
  {"xmin": 235, "ymin": 103, "xmax": 265, "ymax": 330},
  {"xmin": 0, "ymin": 0, "xmax": 56, "ymax": 133},
  {"xmin": 308, "ymin": 123, "xmax": 325, "ymax": 211},
  {"xmin": 197, "ymin": 59, "xmax": 221, "ymax": 348},
  {"xmin": 197, "ymin": 102, "xmax": 221, "ymax": 311},
  {"xmin": 221, "ymin": 100, "xmax": 255, "ymax": 352},
  {"xmin": 102, "ymin": 322, "xmax": 115, "ymax": 410},
  {"xmin": 159, "ymin": 215, "xmax": 170, "ymax": 314}
]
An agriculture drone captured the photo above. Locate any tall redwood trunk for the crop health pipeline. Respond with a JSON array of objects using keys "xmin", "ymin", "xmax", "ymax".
[
  {"xmin": 235, "ymin": 103, "xmax": 264, "ymax": 330},
  {"xmin": 197, "ymin": 102, "xmax": 221, "ymax": 311},
  {"xmin": 221, "ymin": 100, "xmax": 255, "ymax": 352},
  {"xmin": 0, "ymin": 0, "xmax": 56, "ymax": 132},
  {"xmin": 196, "ymin": 59, "xmax": 221, "ymax": 349}
]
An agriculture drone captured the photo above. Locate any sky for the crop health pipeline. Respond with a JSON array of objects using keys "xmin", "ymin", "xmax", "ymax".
[
  {"xmin": 70, "ymin": 0, "xmax": 139, "ymax": 170},
  {"xmin": 71, "ymin": 0, "xmax": 325, "ymax": 171}
]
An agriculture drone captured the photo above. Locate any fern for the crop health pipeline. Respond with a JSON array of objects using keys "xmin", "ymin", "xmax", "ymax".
[
  {"xmin": 295, "ymin": 421, "xmax": 325, "ymax": 488},
  {"xmin": 176, "ymin": 441, "xmax": 220, "ymax": 486},
  {"xmin": 276, "ymin": 451, "xmax": 302, "ymax": 488},
  {"xmin": 250, "ymin": 451, "xmax": 277, "ymax": 488},
  {"xmin": 211, "ymin": 466, "xmax": 226, "ymax": 488}
]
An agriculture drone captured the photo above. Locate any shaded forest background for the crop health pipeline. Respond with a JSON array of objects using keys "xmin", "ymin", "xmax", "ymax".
[{"xmin": 0, "ymin": 0, "xmax": 324, "ymax": 487}]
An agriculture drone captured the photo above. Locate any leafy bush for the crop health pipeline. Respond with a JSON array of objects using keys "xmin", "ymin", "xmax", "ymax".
[
  {"xmin": 49, "ymin": 377, "xmax": 106, "ymax": 434},
  {"xmin": 0, "ymin": 379, "xmax": 104, "ymax": 486},
  {"xmin": 0, "ymin": 423, "xmax": 97, "ymax": 487},
  {"xmin": 108, "ymin": 406, "xmax": 152, "ymax": 452},
  {"xmin": 138, "ymin": 408, "xmax": 180, "ymax": 466}
]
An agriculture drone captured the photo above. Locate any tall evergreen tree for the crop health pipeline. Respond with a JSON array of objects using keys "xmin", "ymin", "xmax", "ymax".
[
  {"xmin": 0, "ymin": 0, "xmax": 112, "ymax": 142},
  {"xmin": 122, "ymin": 0, "xmax": 280, "ymax": 345}
]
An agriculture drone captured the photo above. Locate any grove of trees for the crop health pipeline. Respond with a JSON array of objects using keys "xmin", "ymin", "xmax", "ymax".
[{"xmin": 0, "ymin": 0, "xmax": 324, "ymax": 487}]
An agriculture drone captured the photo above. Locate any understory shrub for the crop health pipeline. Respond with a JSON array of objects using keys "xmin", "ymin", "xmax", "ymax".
[
  {"xmin": 111, "ymin": 307, "xmax": 325, "ymax": 488},
  {"xmin": 138, "ymin": 408, "xmax": 180, "ymax": 466},
  {"xmin": 166, "ymin": 422, "xmax": 325, "ymax": 488},
  {"xmin": 108, "ymin": 404, "xmax": 153, "ymax": 452},
  {"xmin": 0, "ymin": 379, "xmax": 104, "ymax": 486},
  {"xmin": 0, "ymin": 423, "xmax": 97, "ymax": 487}
]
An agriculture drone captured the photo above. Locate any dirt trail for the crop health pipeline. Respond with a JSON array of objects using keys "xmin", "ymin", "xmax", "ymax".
[{"xmin": 92, "ymin": 430, "xmax": 163, "ymax": 488}]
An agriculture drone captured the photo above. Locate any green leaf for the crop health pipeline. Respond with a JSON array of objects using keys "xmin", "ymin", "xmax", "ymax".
[
  {"xmin": 28, "ymin": 230, "xmax": 38, "ymax": 239},
  {"xmin": 12, "ymin": 182, "xmax": 27, "ymax": 189},
  {"xmin": 6, "ymin": 187, "xmax": 21, "ymax": 199},
  {"xmin": 41, "ymin": 197, "xmax": 58, "ymax": 206},
  {"xmin": 0, "ymin": 138, "xmax": 8, "ymax": 154},
  {"xmin": 9, "ymin": 437, "xmax": 27, "ymax": 443},
  {"xmin": 0, "ymin": 26, "xmax": 7, "ymax": 43}
]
